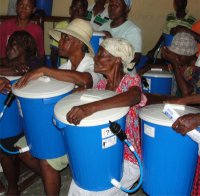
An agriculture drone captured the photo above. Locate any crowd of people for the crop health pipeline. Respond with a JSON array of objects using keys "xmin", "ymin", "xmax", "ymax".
[{"xmin": 0, "ymin": 0, "xmax": 200, "ymax": 195}]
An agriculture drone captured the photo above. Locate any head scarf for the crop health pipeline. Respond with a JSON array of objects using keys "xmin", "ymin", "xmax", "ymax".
[
  {"xmin": 168, "ymin": 32, "xmax": 197, "ymax": 56},
  {"xmin": 101, "ymin": 38, "xmax": 135, "ymax": 73},
  {"xmin": 124, "ymin": 0, "xmax": 133, "ymax": 9}
]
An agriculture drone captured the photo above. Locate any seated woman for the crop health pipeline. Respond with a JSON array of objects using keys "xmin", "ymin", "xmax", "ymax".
[
  {"xmin": 67, "ymin": 38, "xmax": 147, "ymax": 196},
  {"xmin": 0, "ymin": 30, "xmax": 42, "ymax": 76},
  {"xmin": 0, "ymin": 30, "xmax": 41, "ymax": 195},
  {"xmin": 14, "ymin": 18, "xmax": 102, "ymax": 195}
]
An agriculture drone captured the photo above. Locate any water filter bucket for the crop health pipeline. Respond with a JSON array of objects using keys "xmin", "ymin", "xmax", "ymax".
[
  {"xmin": 0, "ymin": 76, "xmax": 22, "ymax": 139},
  {"xmin": 12, "ymin": 76, "xmax": 74, "ymax": 159},
  {"xmin": 54, "ymin": 89, "xmax": 129, "ymax": 191},
  {"xmin": 139, "ymin": 104, "xmax": 199, "ymax": 196},
  {"xmin": 90, "ymin": 32, "xmax": 105, "ymax": 55},
  {"xmin": 36, "ymin": 0, "xmax": 53, "ymax": 16},
  {"xmin": 142, "ymin": 69, "xmax": 173, "ymax": 95}
]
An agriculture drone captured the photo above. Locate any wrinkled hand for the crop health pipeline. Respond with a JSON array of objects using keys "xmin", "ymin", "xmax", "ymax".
[
  {"xmin": 67, "ymin": 104, "xmax": 94, "ymax": 125},
  {"xmin": 15, "ymin": 63, "xmax": 29, "ymax": 74},
  {"xmin": 102, "ymin": 31, "xmax": 112, "ymax": 38},
  {"xmin": 161, "ymin": 46, "xmax": 180, "ymax": 66},
  {"xmin": 14, "ymin": 67, "xmax": 45, "ymax": 88},
  {"xmin": 172, "ymin": 113, "xmax": 200, "ymax": 135},
  {"xmin": 0, "ymin": 77, "xmax": 11, "ymax": 94}
]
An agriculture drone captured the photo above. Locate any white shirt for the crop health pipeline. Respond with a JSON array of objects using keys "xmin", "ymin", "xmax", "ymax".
[
  {"xmin": 59, "ymin": 53, "xmax": 102, "ymax": 87},
  {"xmin": 99, "ymin": 20, "xmax": 142, "ymax": 53}
]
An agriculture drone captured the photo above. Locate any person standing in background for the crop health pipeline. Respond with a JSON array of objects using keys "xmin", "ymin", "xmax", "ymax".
[
  {"xmin": 99, "ymin": 0, "xmax": 142, "ymax": 66},
  {"xmin": 0, "ymin": 0, "xmax": 45, "ymax": 63},
  {"xmin": 86, "ymin": 0, "xmax": 109, "ymax": 31},
  {"xmin": 50, "ymin": 0, "xmax": 88, "ymax": 67}
]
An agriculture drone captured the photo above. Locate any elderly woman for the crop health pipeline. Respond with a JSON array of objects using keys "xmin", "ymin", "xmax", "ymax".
[
  {"xmin": 67, "ymin": 38, "xmax": 147, "ymax": 196},
  {"xmin": 14, "ymin": 18, "xmax": 101, "ymax": 195}
]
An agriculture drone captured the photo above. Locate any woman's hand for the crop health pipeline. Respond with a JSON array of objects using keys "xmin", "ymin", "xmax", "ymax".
[
  {"xmin": 67, "ymin": 104, "xmax": 94, "ymax": 125},
  {"xmin": 0, "ymin": 77, "xmax": 11, "ymax": 94},
  {"xmin": 14, "ymin": 67, "xmax": 46, "ymax": 88},
  {"xmin": 15, "ymin": 63, "xmax": 29, "ymax": 74},
  {"xmin": 161, "ymin": 46, "xmax": 180, "ymax": 66},
  {"xmin": 172, "ymin": 113, "xmax": 200, "ymax": 135}
]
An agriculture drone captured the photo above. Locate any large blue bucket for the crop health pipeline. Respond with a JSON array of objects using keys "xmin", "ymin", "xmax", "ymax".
[
  {"xmin": 36, "ymin": 0, "xmax": 53, "ymax": 16},
  {"xmin": 142, "ymin": 69, "xmax": 173, "ymax": 95},
  {"xmin": 0, "ymin": 76, "xmax": 22, "ymax": 139},
  {"xmin": 54, "ymin": 89, "xmax": 129, "ymax": 191},
  {"xmin": 12, "ymin": 76, "xmax": 74, "ymax": 159},
  {"xmin": 139, "ymin": 104, "xmax": 199, "ymax": 196},
  {"xmin": 90, "ymin": 32, "xmax": 105, "ymax": 55}
]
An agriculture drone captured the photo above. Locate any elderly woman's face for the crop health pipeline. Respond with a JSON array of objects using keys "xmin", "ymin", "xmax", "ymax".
[
  {"xmin": 58, "ymin": 33, "xmax": 82, "ymax": 57},
  {"xmin": 94, "ymin": 47, "xmax": 116, "ymax": 74}
]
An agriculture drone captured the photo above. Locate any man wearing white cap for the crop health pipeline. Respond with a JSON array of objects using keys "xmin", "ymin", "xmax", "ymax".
[{"xmin": 99, "ymin": 0, "xmax": 142, "ymax": 67}]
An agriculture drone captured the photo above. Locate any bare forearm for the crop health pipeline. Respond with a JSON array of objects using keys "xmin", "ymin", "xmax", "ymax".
[
  {"xmin": 90, "ymin": 87, "xmax": 141, "ymax": 113},
  {"xmin": 44, "ymin": 68, "xmax": 93, "ymax": 88}
]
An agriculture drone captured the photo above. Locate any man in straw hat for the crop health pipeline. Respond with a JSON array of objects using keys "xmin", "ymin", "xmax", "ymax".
[{"xmin": 14, "ymin": 18, "xmax": 102, "ymax": 195}]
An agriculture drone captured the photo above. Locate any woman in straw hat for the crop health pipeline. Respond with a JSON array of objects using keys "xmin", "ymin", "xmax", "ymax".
[
  {"xmin": 14, "ymin": 19, "xmax": 102, "ymax": 196},
  {"xmin": 67, "ymin": 38, "xmax": 147, "ymax": 196}
]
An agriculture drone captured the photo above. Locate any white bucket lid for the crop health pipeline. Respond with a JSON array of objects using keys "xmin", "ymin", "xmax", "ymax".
[
  {"xmin": 143, "ymin": 69, "xmax": 173, "ymax": 78},
  {"xmin": 0, "ymin": 75, "xmax": 22, "ymax": 81},
  {"xmin": 92, "ymin": 31, "xmax": 106, "ymax": 36},
  {"xmin": 54, "ymin": 89, "xmax": 129, "ymax": 127},
  {"xmin": 139, "ymin": 104, "xmax": 200, "ymax": 126},
  {"xmin": 12, "ymin": 76, "xmax": 75, "ymax": 98}
]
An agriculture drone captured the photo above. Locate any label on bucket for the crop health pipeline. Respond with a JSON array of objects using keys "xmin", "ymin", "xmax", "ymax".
[
  {"xmin": 144, "ymin": 124, "xmax": 155, "ymax": 138},
  {"xmin": 101, "ymin": 127, "xmax": 114, "ymax": 139},
  {"xmin": 102, "ymin": 136, "xmax": 117, "ymax": 149}
]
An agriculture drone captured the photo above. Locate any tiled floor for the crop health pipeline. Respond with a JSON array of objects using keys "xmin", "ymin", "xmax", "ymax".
[{"xmin": 0, "ymin": 166, "xmax": 147, "ymax": 196}]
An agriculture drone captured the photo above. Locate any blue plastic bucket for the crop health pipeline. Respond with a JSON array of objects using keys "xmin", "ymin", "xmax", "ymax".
[
  {"xmin": 139, "ymin": 104, "xmax": 199, "ymax": 196},
  {"xmin": 36, "ymin": 0, "xmax": 53, "ymax": 16},
  {"xmin": 163, "ymin": 33, "xmax": 174, "ymax": 47},
  {"xmin": 0, "ymin": 76, "xmax": 22, "ymax": 139},
  {"xmin": 142, "ymin": 69, "xmax": 173, "ymax": 95},
  {"xmin": 12, "ymin": 76, "xmax": 74, "ymax": 159},
  {"xmin": 54, "ymin": 89, "xmax": 129, "ymax": 191},
  {"xmin": 90, "ymin": 32, "xmax": 105, "ymax": 55}
]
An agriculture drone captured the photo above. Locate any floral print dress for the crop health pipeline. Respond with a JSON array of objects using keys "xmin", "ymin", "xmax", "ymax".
[{"xmin": 95, "ymin": 73, "xmax": 147, "ymax": 164}]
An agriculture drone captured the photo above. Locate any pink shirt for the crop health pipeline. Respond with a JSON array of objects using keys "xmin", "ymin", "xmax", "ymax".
[
  {"xmin": 95, "ymin": 73, "xmax": 147, "ymax": 164},
  {"xmin": 0, "ymin": 19, "xmax": 44, "ymax": 58}
]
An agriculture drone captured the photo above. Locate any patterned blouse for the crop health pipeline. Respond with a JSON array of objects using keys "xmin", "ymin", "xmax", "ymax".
[
  {"xmin": 183, "ymin": 65, "xmax": 200, "ymax": 94},
  {"xmin": 95, "ymin": 73, "xmax": 147, "ymax": 164}
]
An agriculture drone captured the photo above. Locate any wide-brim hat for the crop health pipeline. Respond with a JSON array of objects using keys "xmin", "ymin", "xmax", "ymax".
[{"xmin": 49, "ymin": 18, "xmax": 94, "ymax": 55}]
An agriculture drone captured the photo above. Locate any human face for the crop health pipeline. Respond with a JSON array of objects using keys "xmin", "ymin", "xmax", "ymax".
[
  {"xmin": 108, "ymin": 0, "xmax": 128, "ymax": 20},
  {"xmin": 58, "ymin": 33, "xmax": 81, "ymax": 57},
  {"xmin": 6, "ymin": 41, "xmax": 24, "ymax": 60},
  {"xmin": 16, "ymin": 0, "xmax": 36, "ymax": 20},
  {"xmin": 94, "ymin": 47, "xmax": 116, "ymax": 74},
  {"xmin": 70, "ymin": 0, "xmax": 87, "ymax": 20}
]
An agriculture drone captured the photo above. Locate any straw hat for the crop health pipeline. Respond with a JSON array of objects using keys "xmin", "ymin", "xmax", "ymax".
[{"xmin": 49, "ymin": 18, "xmax": 94, "ymax": 55}]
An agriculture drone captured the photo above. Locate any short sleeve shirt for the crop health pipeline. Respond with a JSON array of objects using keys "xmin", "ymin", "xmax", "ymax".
[{"xmin": 99, "ymin": 20, "xmax": 142, "ymax": 53}]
